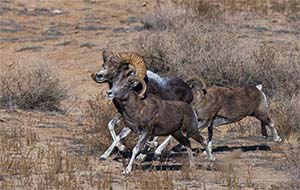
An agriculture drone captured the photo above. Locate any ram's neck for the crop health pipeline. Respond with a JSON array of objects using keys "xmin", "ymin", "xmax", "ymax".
[{"xmin": 115, "ymin": 91, "xmax": 141, "ymax": 120}]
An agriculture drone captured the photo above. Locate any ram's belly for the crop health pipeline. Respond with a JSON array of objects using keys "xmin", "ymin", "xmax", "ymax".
[{"xmin": 151, "ymin": 110, "xmax": 183, "ymax": 136}]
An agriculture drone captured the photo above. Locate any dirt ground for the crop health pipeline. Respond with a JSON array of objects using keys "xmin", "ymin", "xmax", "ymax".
[{"xmin": 0, "ymin": 0, "xmax": 298, "ymax": 189}]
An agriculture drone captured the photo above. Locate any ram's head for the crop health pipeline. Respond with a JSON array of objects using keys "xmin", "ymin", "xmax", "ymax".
[{"xmin": 91, "ymin": 50, "xmax": 147, "ymax": 83}]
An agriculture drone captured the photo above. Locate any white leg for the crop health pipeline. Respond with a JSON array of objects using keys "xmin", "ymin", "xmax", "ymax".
[
  {"xmin": 154, "ymin": 135, "xmax": 173, "ymax": 157},
  {"xmin": 100, "ymin": 127, "xmax": 132, "ymax": 160},
  {"xmin": 145, "ymin": 136, "xmax": 159, "ymax": 149},
  {"xmin": 122, "ymin": 131, "xmax": 148, "ymax": 175},
  {"xmin": 268, "ymin": 123, "xmax": 282, "ymax": 143},
  {"xmin": 204, "ymin": 141, "xmax": 216, "ymax": 161},
  {"xmin": 136, "ymin": 136, "xmax": 159, "ymax": 161},
  {"xmin": 187, "ymin": 148, "xmax": 195, "ymax": 167},
  {"xmin": 108, "ymin": 114, "xmax": 126, "ymax": 151}
]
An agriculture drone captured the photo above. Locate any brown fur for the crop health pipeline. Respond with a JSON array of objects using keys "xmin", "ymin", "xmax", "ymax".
[{"xmin": 195, "ymin": 85, "xmax": 273, "ymax": 142}]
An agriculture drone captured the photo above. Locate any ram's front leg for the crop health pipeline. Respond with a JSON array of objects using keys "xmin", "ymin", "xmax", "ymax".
[
  {"xmin": 100, "ymin": 127, "xmax": 132, "ymax": 160},
  {"xmin": 122, "ymin": 131, "xmax": 148, "ymax": 175},
  {"xmin": 108, "ymin": 113, "xmax": 126, "ymax": 151},
  {"xmin": 153, "ymin": 135, "xmax": 173, "ymax": 159}
]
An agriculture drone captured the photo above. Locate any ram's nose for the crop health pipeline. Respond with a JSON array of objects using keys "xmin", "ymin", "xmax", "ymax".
[
  {"xmin": 96, "ymin": 73, "xmax": 103, "ymax": 79},
  {"xmin": 106, "ymin": 90, "xmax": 114, "ymax": 99}
]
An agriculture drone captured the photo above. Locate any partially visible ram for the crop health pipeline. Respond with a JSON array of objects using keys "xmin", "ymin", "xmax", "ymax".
[{"xmin": 153, "ymin": 80, "xmax": 282, "ymax": 160}]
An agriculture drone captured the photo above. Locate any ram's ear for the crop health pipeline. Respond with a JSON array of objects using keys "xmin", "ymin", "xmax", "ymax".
[{"xmin": 102, "ymin": 49, "xmax": 114, "ymax": 63}]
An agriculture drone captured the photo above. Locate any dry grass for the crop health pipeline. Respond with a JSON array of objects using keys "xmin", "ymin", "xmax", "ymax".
[
  {"xmin": 282, "ymin": 145, "xmax": 300, "ymax": 189},
  {"xmin": 214, "ymin": 151, "xmax": 243, "ymax": 189},
  {"xmin": 0, "ymin": 63, "xmax": 68, "ymax": 112},
  {"xmin": 82, "ymin": 94, "xmax": 115, "ymax": 152},
  {"xmin": 0, "ymin": 124, "xmax": 117, "ymax": 190},
  {"xmin": 83, "ymin": 94, "xmax": 138, "ymax": 153},
  {"xmin": 270, "ymin": 95, "xmax": 300, "ymax": 143},
  {"xmin": 1, "ymin": 0, "xmax": 299, "ymax": 189},
  {"xmin": 137, "ymin": 0, "xmax": 300, "ymax": 142},
  {"xmin": 134, "ymin": 170, "xmax": 174, "ymax": 190}
]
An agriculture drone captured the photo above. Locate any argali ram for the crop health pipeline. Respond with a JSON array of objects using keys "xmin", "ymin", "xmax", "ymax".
[
  {"xmin": 100, "ymin": 74, "xmax": 212, "ymax": 175},
  {"xmin": 91, "ymin": 50, "xmax": 193, "ymax": 157},
  {"xmin": 153, "ymin": 80, "xmax": 282, "ymax": 159},
  {"xmin": 91, "ymin": 51, "xmax": 279, "ymax": 160}
]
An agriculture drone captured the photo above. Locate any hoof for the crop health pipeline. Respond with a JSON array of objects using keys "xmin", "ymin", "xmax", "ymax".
[
  {"xmin": 99, "ymin": 156, "xmax": 107, "ymax": 161},
  {"xmin": 136, "ymin": 154, "xmax": 147, "ymax": 161},
  {"xmin": 122, "ymin": 169, "xmax": 131, "ymax": 176},
  {"xmin": 274, "ymin": 137, "xmax": 282, "ymax": 143},
  {"xmin": 208, "ymin": 155, "xmax": 216, "ymax": 161},
  {"xmin": 153, "ymin": 153, "xmax": 161, "ymax": 160},
  {"xmin": 117, "ymin": 144, "xmax": 126, "ymax": 152}
]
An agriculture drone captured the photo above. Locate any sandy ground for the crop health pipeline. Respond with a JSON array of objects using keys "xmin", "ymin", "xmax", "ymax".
[{"xmin": 0, "ymin": 0, "xmax": 298, "ymax": 189}]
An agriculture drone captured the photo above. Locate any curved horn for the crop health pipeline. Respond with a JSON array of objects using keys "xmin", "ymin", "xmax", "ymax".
[
  {"xmin": 102, "ymin": 49, "xmax": 113, "ymax": 63},
  {"xmin": 187, "ymin": 77, "xmax": 207, "ymax": 90},
  {"xmin": 115, "ymin": 52, "xmax": 147, "ymax": 79},
  {"xmin": 128, "ymin": 76, "xmax": 147, "ymax": 98}
]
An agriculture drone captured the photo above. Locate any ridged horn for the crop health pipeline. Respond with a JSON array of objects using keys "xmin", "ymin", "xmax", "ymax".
[
  {"xmin": 102, "ymin": 49, "xmax": 113, "ymax": 63},
  {"xmin": 115, "ymin": 52, "xmax": 146, "ymax": 79},
  {"xmin": 128, "ymin": 76, "xmax": 147, "ymax": 98},
  {"xmin": 187, "ymin": 77, "xmax": 207, "ymax": 90}
]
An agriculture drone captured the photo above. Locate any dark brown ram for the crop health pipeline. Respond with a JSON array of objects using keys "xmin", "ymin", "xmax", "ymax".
[{"xmin": 99, "ymin": 75, "xmax": 212, "ymax": 175}]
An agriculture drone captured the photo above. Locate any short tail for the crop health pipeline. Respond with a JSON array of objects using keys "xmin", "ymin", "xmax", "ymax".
[{"xmin": 256, "ymin": 84, "xmax": 263, "ymax": 91}]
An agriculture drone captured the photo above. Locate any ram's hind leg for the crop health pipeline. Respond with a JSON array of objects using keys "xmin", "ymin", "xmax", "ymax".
[
  {"xmin": 260, "ymin": 122, "xmax": 268, "ymax": 138},
  {"xmin": 171, "ymin": 131, "xmax": 194, "ymax": 167},
  {"xmin": 255, "ymin": 114, "xmax": 282, "ymax": 143},
  {"xmin": 190, "ymin": 131, "xmax": 215, "ymax": 161}
]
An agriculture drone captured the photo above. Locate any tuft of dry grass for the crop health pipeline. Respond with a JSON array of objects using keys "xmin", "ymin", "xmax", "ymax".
[
  {"xmin": 270, "ymin": 95, "xmax": 300, "ymax": 143},
  {"xmin": 83, "ymin": 94, "xmax": 138, "ymax": 153},
  {"xmin": 0, "ymin": 63, "xmax": 68, "ymax": 112},
  {"xmin": 214, "ymin": 150, "xmax": 242, "ymax": 189},
  {"xmin": 82, "ymin": 94, "xmax": 115, "ymax": 152},
  {"xmin": 283, "ymin": 145, "xmax": 300, "ymax": 189},
  {"xmin": 134, "ymin": 170, "xmax": 174, "ymax": 190}
]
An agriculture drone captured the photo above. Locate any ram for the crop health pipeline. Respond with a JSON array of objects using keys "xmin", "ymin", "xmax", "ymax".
[
  {"xmin": 99, "ymin": 75, "xmax": 212, "ymax": 175},
  {"xmin": 153, "ymin": 80, "xmax": 282, "ymax": 160},
  {"xmin": 91, "ymin": 50, "xmax": 193, "ymax": 155}
]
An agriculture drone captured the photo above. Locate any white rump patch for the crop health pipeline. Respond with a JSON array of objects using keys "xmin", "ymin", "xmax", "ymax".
[
  {"xmin": 146, "ymin": 70, "xmax": 168, "ymax": 87},
  {"xmin": 256, "ymin": 84, "xmax": 268, "ymax": 108}
]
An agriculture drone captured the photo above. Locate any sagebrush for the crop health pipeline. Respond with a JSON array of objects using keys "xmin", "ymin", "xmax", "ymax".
[{"xmin": 0, "ymin": 63, "xmax": 68, "ymax": 112}]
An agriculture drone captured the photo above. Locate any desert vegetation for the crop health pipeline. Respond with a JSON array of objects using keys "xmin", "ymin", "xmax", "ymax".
[
  {"xmin": 0, "ymin": 63, "xmax": 68, "ymax": 112},
  {"xmin": 137, "ymin": 0, "xmax": 300, "ymax": 143},
  {"xmin": 0, "ymin": 0, "xmax": 299, "ymax": 189}
]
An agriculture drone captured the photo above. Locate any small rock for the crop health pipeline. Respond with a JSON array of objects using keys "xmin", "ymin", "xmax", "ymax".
[
  {"xmin": 52, "ymin": 9, "xmax": 62, "ymax": 14},
  {"xmin": 80, "ymin": 43, "xmax": 96, "ymax": 49}
]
